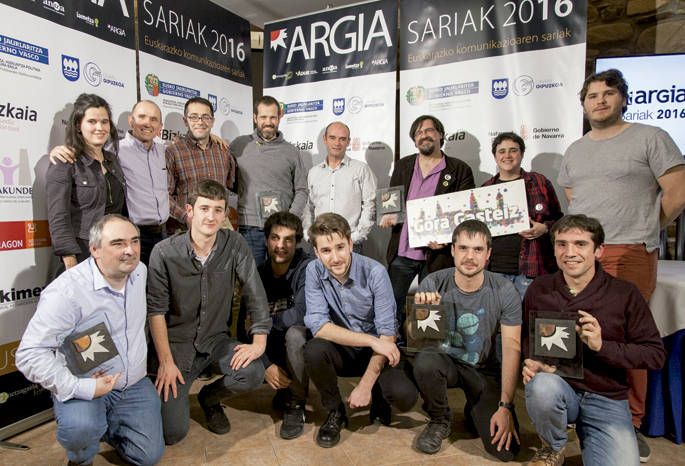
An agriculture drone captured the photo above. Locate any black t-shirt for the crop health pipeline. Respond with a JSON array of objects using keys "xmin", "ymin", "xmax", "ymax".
[
  {"xmin": 488, "ymin": 177, "xmax": 522, "ymax": 275},
  {"xmin": 104, "ymin": 170, "xmax": 125, "ymax": 215}
]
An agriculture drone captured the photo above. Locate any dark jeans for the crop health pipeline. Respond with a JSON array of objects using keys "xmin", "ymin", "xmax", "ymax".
[
  {"xmin": 139, "ymin": 228, "xmax": 167, "ymax": 267},
  {"xmin": 352, "ymin": 242, "xmax": 363, "ymax": 255},
  {"xmin": 238, "ymin": 225, "xmax": 268, "ymax": 267},
  {"xmin": 266, "ymin": 326, "xmax": 310, "ymax": 404},
  {"xmin": 304, "ymin": 338, "xmax": 418, "ymax": 413},
  {"xmin": 387, "ymin": 255, "xmax": 428, "ymax": 341},
  {"xmin": 154, "ymin": 334, "xmax": 265, "ymax": 445},
  {"xmin": 413, "ymin": 350, "xmax": 520, "ymax": 462}
]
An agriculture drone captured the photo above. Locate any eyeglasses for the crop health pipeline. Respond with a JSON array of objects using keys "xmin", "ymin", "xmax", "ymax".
[
  {"xmin": 185, "ymin": 114, "xmax": 213, "ymax": 122},
  {"xmin": 415, "ymin": 127, "xmax": 436, "ymax": 138}
]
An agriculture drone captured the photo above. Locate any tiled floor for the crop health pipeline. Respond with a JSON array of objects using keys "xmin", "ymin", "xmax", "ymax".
[{"xmin": 1, "ymin": 377, "xmax": 684, "ymax": 466}]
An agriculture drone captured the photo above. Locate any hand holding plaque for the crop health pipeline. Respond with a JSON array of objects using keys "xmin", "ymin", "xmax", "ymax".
[
  {"xmin": 376, "ymin": 186, "xmax": 405, "ymax": 225},
  {"xmin": 529, "ymin": 310, "xmax": 583, "ymax": 379}
]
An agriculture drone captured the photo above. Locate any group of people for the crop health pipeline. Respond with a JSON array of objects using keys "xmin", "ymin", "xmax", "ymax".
[{"xmin": 15, "ymin": 68, "xmax": 685, "ymax": 466}]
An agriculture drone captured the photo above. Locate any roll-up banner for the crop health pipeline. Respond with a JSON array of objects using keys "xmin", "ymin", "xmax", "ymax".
[
  {"xmin": 0, "ymin": 0, "xmax": 136, "ymax": 438},
  {"xmin": 138, "ymin": 0, "xmax": 253, "ymax": 145},
  {"xmin": 399, "ymin": 0, "xmax": 587, "ymax": 193},
  {"xmin": 263, "ymin": 0, "xmax": 398, "ymax": 263}
]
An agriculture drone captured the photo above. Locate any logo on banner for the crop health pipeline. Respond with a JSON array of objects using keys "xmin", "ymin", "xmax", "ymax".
[
  {"xmin": 520, "ymin": 125, "xmax": 532, "ymax": 140},
  {"xmin": 107, "ymin": 24, "xmax": 126, "ymax": 36},
  {"xmin": 271, "ymin": 29, "xmax": 288, "ymax": 50},
  {"xmin": 348, "ymin": 96, "xmax": 363, "ymax": 114},
  {"xmin": 0, "ymin": 282, "xmax": 46, "ymax": 310},
  {"xmin": 513, "ymin": 76, "xmax": 534, "ymax": 96},
  {"xmin": 145, "ymin": 74, "xmax": 160, "ymax": 96},
  {"xmin": 322, "ymin": 65, "xmax": 338, "ymax": 74},
  {"xmin": 407, "ymin": 86, "xmax": 425, "ymax": 106},
  {"xmin": 208, "ymin": 94, "xmax": 218, "ymax": 113},
  {"xmin": 352, "ymin": 138, "xmax": 361, "ymax": 151},
  {"xmin": 83, "ymin": 62, "xmax": 102, "ymax": 86},
  {"xmin": 371, "ymin": 58, "xmax": 389, "ymax": 66},
  {"xmin": 43, "ymin": 0, "xmax": 65, "ymax": 15},
  {"xmin": 0, "ymin": 221, "xmax": 51, "ymax": 251},
  {"xmin": 332, "ymin": 99, "xmax": 345, "ymax": 116},
  {"xmin": 62, "ymin": 55, "xmax": 79, "ymax": 81},
  {"xmin": 220, "ymin": 98, "xmax": 231, "ymax": 116},
  {"xmin": 76, "ymin": 11, "xmax": 97, "ymax": 26},
  {"xmin": 0, "ymin": 150, "xmax": 33, "ymax": 203},
  {"xmin": 492, "ymin": 79, "xmax": 508, "ymax": 99}
]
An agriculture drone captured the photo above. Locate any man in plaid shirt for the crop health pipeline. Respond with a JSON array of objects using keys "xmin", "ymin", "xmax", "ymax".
[{"xmin": 166, "ymin": 97, "xmax": 236, "ymax": 229}]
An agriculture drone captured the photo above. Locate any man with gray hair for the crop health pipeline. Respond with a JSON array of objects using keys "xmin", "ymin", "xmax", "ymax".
[
  {"xmin": 302, "ymin": 121, "xmax": 377, "ymax": 254},
  {"xmin": 16, "ymin": 214, "xmax": 164, "ymax": 466}
]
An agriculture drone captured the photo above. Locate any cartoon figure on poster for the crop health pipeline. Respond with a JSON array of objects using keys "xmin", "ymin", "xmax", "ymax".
[{"xmin": 448, "ymin": 308, "xmax": 486, "ymax": 364}]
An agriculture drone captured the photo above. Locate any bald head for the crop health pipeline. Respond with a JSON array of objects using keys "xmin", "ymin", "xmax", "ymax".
[{"xmin": 128, "ymin": 100, "xmax": 162, "ymax": 147}]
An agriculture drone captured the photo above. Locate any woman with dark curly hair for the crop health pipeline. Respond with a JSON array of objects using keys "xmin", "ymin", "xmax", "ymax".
[{"xmin": 46, "ymin": 93, "xmax": 127, "ymax": 281}]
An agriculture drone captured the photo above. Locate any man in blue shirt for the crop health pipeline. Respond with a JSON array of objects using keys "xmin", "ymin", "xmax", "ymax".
[
  {"xmin": 304, "ymin": 213, "xmax": 418, "ymax": 448},
  {"xmin": 16, "ymin": 214, "xmax": 164, "ymax": 466}
]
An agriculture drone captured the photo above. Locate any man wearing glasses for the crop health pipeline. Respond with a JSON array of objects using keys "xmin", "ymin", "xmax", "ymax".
[
  {"xmin": 166, "ymin": 97, "xmax": 236, "ymax": 230},
  {"xmin": 381, "ymin": 115, "xmax": 475, "ymax": 340}
]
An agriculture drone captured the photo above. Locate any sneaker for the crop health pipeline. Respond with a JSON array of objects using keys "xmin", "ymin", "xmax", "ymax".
[
  {"xmin": 197, "ymin": 367, "xmax": 213, "ymax": 381},
  {"xmin": 635, "ymin": 426, "xmax": 651, "ymax": 462},
  {"xmin": 369, "ymin": 396, "xmax": 392, "ymax": 426},
  {"xmin": 416, "ymin": 418, "xmax": 451, "ymax": 455},
  {"xmin": 530, "ymin": 437, "xmax": 565, "ymax": 466},
  {"xmin": 198, "ymin": 385, "xmax": 231, "ymax": 435},
  {"xmin": 316, "ymin": 407, "xmax": 348, "ymax": 448},
  {"xmin": 281, "ymin": 403, "xmax": 306, "ymax": 440}
]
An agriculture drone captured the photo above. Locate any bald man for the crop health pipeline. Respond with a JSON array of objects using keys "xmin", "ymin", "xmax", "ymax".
[{"xmin": 302, "ymin": 122, "xmax": 377, "ymax": 254}]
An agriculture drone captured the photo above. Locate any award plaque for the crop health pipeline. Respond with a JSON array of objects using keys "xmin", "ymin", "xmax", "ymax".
[
  {"xmin": 405, "ymin": 303, "xmax": 448, "ymax": 353},
  {"xmin": 529, "ymin": 310, "xmax": 583, "ymax": 379},
  {"xmin": 59, "ymin": 314, "xmax": 124, "ymax": 378},
  {"xmin": 256, "ymin": 190, "xmax": 284, "ymax": 223},
  {"xmin": 376, "ymin": 186, "xmax": 405, "ymax": 225}
]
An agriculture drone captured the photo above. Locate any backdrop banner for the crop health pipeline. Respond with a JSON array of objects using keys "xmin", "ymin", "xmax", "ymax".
[
  {"xmin": 0, "ymin": 0, "xmax": 136, "ymax": 438},
  {"xmin": 263, "ymin": 0, "xmax": 398, "ymax": 262},
  {"xmin": 399, "ymin": 0, "xmax": 587, "ymax": 198}
]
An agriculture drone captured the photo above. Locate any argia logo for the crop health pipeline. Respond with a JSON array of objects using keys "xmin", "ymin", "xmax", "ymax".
[
  {"xmin": 145, "ymin": 74, "xmax": 159, "ymax": 96},
  {"xmin": 62, "ymin": 55, "xmax": 79, "ymax": 82},
  {"xmin": 332, "ymin": 98, "xmax": 345, "ymax": 116},
  {"xmin": 208, "ymin": 94, "xmax": 218, "ymax": 113},
  {"xmin": 513, "ymin": 76, "xmax": 534, "ymax": 96},
  {"xmin": 492, "ymin": 79, "xmax": 508, "ymax": 99},
  {"xmin": 348, "ymin": 96, "xmax": 363, "ymax": 114},
  {"xmin": 220, "ymin": 98, "xmax": 231, "ymax": 116},
  {"xmin": 107, "ymin": 24, "xmax": 126, "ymax": 36},
  {"xmin": 83, "ymin": 62, "xmax": 102, "ymax": 87},
  {"xmin": 270, "ymin": 29, "xmax": 288, "ymax": 51}
]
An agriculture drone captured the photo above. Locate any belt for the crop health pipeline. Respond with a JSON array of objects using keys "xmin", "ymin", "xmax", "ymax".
[{"xmin": 137, "ymin": 222, "xmax": 166, "ymax": 235}]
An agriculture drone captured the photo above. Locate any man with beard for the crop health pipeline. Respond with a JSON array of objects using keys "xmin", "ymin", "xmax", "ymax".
[
  {"xmin": 412, "ymin": 220, "xmax": 521, "ymax": 461},
  {"xmin": 558, "ymin": 69, "xmax": 685, "ymax": 461},
  {"xmin": 230, "ymin": 96, "xmax": 308, "ymax": 266},
  {"xmin": 166, "ymin": 97, "xmax": 236, "ymax": 231},
  {"xmin": 381, "ymin": 115, "xmax": 475, "ymax": 339}
]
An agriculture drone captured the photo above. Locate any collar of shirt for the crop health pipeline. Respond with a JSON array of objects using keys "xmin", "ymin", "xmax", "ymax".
[
  {"xmin": 182, "ymin": 229, "xmax": 220, "ymax": 263},
  {"xmin": 184, "ymin": 132, "xmax": 214, "ymax": 151},
  {"xmin": 321, "ymin": 155, "xmax": 350, "ymax": 170},
  {"xmin": 413, "ymin": 152, "xmax": 447, "ymax": 179},
  {"xmin": 124, "ymin": 131, "xmax": 157, "ymax": 153},
  {"xmin": 88, "ymin": 256, "xmax": 137, "ymax": 295}
]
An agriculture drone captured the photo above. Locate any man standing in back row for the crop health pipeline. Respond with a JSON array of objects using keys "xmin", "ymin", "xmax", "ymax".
[
  {"xmin": 558, "ymin": 68, "xmax": 685, "ymax": 462},
  {"xmin": 231, "ymin": 95, "xmax": 308, "ymax": 266}
]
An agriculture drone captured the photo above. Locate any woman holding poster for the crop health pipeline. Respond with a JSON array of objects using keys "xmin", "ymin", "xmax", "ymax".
[
  {"xmin": 46, "ymin": 93, "xmax": 127, "ymax": 282},
  {"xmin": 481, "ymin": 132, "xmax": 563, "ymax": 300}
]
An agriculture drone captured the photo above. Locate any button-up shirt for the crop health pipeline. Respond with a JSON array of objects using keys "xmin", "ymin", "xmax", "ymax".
[
  {"xmin": 304, "ymin": 253, "xmax": 396, "ymax": 338},
  {"xmin": 147, "ymin": 228, "xmax": 270, "ymax": 372},
  {"xmin": 303, "ymin": 155, "xmax": 377, "ymax": 244},
  {"xmin": 16, "ymin": 258, "xmax": 148, "ymax": 402},
  {"xmin": 166, "ymin": 133, "xmax": 236, "ymax": 225},
  {"xmin": 119, "ymin": 131, "xmax": 168, "ymax": 226},
  {"xmin": 398, "ymin": 155, "xmax": 447, "ymax": 260}
]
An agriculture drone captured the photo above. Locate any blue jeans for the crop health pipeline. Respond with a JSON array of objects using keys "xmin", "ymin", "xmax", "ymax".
[
  {"xmin": 157, "ymin": 334, "xmax": 265, "ymax": 445},
  {"xmin": 53, "ymin": 377, "xmax": 164, "ymax": 466},
  {"xmin": 492, "ymin": 273, "xmax": 531, "ymax": 362},
  {"xmin": 387, "ymin": 255, "xmax": 428, "ymax": 341},
  {"xmin": 238, "ymin": 225, "xmax": 268, "ymax": 267},
  {"xmin": 525, "ymin": 372, "xmax": 639, "ymax": 466},
  {"xmin": 139, "ymin": 229, "xmax": 167, "ymax": 267}
]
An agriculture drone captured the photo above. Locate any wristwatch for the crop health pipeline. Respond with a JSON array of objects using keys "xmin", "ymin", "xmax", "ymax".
[{"xmin": 499, "ymin": 401, "xmax": 515, "ymax": 411}]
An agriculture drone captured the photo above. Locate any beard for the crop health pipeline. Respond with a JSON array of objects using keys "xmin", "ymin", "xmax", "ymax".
[{"xmin": 417, "ymin": 137, "xmax": 437, "ymax": 155}]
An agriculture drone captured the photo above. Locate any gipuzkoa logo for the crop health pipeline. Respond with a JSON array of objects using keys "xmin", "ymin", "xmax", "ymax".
[
  {"xmin": 84, "ymin": 62, "xmax": 102, "ymax": 86},
  {"xmin": 492, "ymin": 79, "xmax": 508, "ymax": 99},
  {"xmin": 92, "ymin": 0, "xmax": 131, "ymax": 18},
  {"xmin": 220, "ymin": 98, "xmax": 231, "ymax": 116},
  {"xmin": 348, "ymin": 96, "xmax": 363, "ymax": 114},
  {"xmin": 271, "ymin": 29, "xmax": 288, "ymax": 50},
  {"xmin": 145, "ymin": 74, "xmax": 159, "ymax": 96},
  {"xmin": 43, "ymin": 0, "xmax": 65, "ymax": 14},
  {"xmin": 208, "ymin": 94, "xmax": 218, "ymax": 113},
  {"xmin": 62, "ymin": 55, "xmax": 79, "ymax": 82},
  {"xmin": 332, "ymin": 98, "xmax": 345, "ymax": 116},
  {"xmin": 513, "ymin": 76, "xmax": 534, "ymax": 96}
]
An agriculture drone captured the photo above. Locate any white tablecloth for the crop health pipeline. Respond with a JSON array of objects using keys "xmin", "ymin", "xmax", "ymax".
[{"xmin": 649, "ymin": 260, "xmax": 685, "ymax": 338}]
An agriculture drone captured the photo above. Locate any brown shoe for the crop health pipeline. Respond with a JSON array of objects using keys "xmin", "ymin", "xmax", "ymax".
[{"xmin": 530, "ymin": 437, "xmax": 565, "ymax": 466}]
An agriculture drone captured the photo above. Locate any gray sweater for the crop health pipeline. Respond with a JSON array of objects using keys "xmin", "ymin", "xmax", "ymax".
[{"xmin": 231, "ymin": 129, "xmax": 308, "ymax": 227}]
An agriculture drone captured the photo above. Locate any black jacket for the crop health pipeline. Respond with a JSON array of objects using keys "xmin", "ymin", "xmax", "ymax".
[{"xmin": 386, "ymin": 152, "xmax": 475, "ymax": 273}]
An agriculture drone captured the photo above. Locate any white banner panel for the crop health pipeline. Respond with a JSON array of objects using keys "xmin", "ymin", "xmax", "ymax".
[{"xmin": 0, "ymin": 0, "xmax": 136, "ymax": 434}]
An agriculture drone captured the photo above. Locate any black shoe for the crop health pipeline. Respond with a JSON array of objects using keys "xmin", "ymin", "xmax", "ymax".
[
  {"xmin": 316, "ymin": 407, "xmax": 348, "ymax": 448},
  {"xmin": 197, "ymin": 367, "xmax": 213, "ymax": 381},
  {"xmin": 370, "ymin": 395, "xmax": 392, "ymax": 426},
  {"xmin": 281, "ymin": 403, "xmax": 306, "ymax": 440},
  {"xmin": 198, "ymin": 385, "xmax": 231, "ymax": 435},
  {"xmin": 635, "ymin": 426, "xmax": 651, "ymax": 462},
  {"xmin": 416, "ymin": 417, "xmax": 451, "ymax": 455}
]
